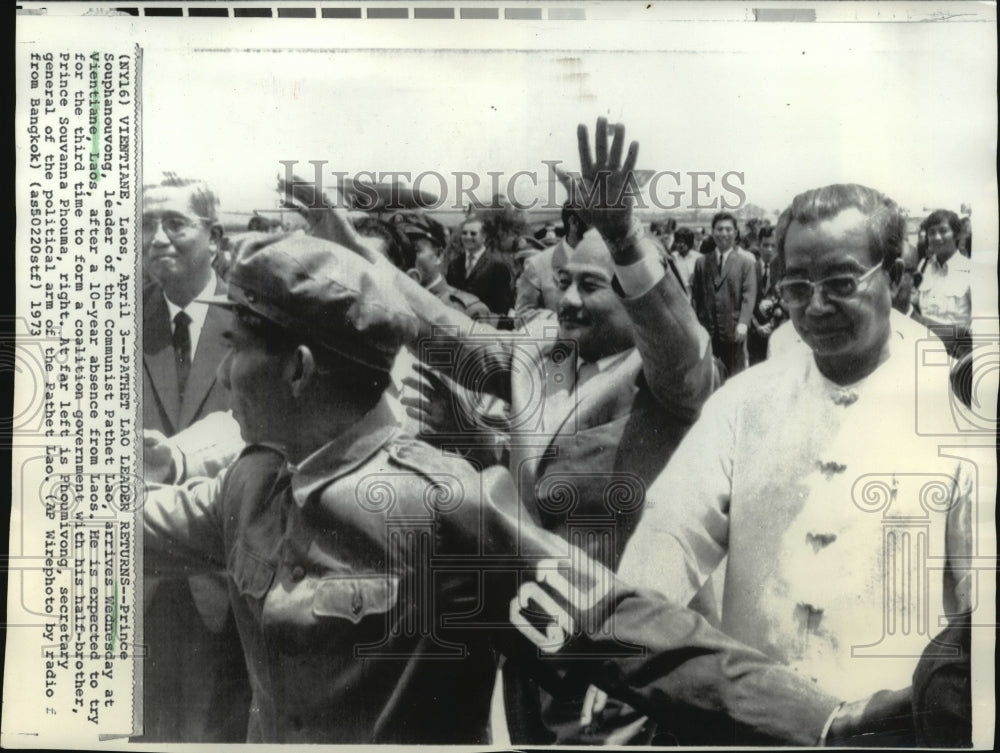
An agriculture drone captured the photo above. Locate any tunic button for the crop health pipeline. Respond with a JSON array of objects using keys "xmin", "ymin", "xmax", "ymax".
[{"xmin": 290, "ymin": 565, "xmax": 305, "ymax": 582}]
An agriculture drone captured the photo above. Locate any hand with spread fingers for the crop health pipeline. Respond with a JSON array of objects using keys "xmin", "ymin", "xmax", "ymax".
[
  {"xmin": 400, "ymin": 362, "xmax": 469, "ymax": 439},
  {"xmin": 400, "ymin": 362, "xmax": 507, "ymax": 466},
  {"xmin": 276, "ymin": 174, "xmax": 378, "ymax": 263},
  {"xmin": 557, "ymin": 117, "xmax": 643, "ymax": 264}
]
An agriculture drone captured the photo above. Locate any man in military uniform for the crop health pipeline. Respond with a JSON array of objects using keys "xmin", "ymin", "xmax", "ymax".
[{"xmin": 397, "ymin": 213, "xmax": 492, "ymax": 321}]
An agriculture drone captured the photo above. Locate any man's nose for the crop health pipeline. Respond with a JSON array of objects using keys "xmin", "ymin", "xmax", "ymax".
[
  {"xmin": 561, "ymin": 282, "xmax": 583, "ymax": 308},
  {"xmin": 805, "ymin": 283, "xmax": 833, "ymax": 315},
  {"xmin": 148, "ymin": 220, "xmax": 171, "ymax": 247}
]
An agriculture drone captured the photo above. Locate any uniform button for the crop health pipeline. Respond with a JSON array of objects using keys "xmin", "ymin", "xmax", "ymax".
[{"xmin": 290, "ymin": 565, "xmax": 305, "ymax": 582}]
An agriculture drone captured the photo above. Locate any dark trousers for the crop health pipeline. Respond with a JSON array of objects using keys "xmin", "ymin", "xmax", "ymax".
[{"xmin": 711, "ymin": 335, "xmax": 748, "ymax": 378}]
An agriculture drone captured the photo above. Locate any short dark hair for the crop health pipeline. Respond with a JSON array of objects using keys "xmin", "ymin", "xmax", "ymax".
[
  {"xmin": 143, "ymin": 173, "xmax": 220, "ymax": 222},
  {"xmin": 673, "ymin": 227, "xmax": 695, "ymax": 247},
  {"xmin": 234, "ymin": 306, "xmax": 389, "ymax": 406},
  {"xmin": 354, "ymin": 217, "xmax": 414, "ymax": 271},
  {"xmin": 711, "ymin": 212, "xmax": 739, "ymax": 231},
  {"xmin": 921, "ymin": 209, "xmax": 962, "ymax": 240},
  {"xmin": 775, "ymin": 184, "xmax": 905, "ymax": 269},
  {"xmin": 247, "ymin": 215, "xmax": 268, "ymax": 232},
  {"xmin": 561, "ymin": 203, "xmax": 590, "ymax": 234},
  {"xmin": 758, "ymin": 225, "xmax": 775, "ymax": 241}
]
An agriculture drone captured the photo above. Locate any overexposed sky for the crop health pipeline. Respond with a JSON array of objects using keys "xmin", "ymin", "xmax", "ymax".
[{"xmin": 141, "ymin": 12, "xmax": 995, "ymax": 219}]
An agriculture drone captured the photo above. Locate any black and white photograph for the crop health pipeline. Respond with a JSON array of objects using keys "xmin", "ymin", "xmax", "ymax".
[{"xmin": 8, "ymin": 2, "xmax": 997, "ymax": 749}]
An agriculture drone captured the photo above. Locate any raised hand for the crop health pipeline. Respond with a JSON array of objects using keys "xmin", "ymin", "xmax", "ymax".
[
  {"xmin": 276, "ymin": 174, "xmax": 378, "ymax": 262},
  {"xmin": 400, "ymin": 362, "xmax": 469, "ymax": 439},
  {"xmin": 557, "ymin": 117, "xmax": 641, "ymax": 248}
]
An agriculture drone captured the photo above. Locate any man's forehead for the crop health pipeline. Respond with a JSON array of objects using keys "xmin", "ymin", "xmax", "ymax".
[
  {"xmin": 565, "ymin": 240, "xmax": 614, "ymax": 278},
  {"xmin": 142, "ymin": 185, "xmax": 199, "ymax": 214},
  {"xmin": 785, "ymin": 208, "xmax": 874, "ymax": 261}
]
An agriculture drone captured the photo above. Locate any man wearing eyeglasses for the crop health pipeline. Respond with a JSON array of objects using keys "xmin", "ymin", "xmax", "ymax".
[
  {"xmin": 615, "ymin": 183, "xmax": 974, "ymax": 745},
  {"xmin": 446, "ymin": 217, "xmax": 515, "ymax": 318},
  {"xmin": 140, "ymin": 176, "xmax": 251, "ymax": 742}
]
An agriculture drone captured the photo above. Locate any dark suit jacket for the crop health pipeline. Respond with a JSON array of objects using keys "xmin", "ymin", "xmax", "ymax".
[
  {"xmin": 406, "ymin": 266, "xmax": 718, "ymax": 743},
  {"xmin": 756, "ymin": 257, "xmax": 775, "ymax": 301},
  {"xmin": 446, "ymin": 248, "xmax": 514, "ymax": 316},
  {"xmin": 691, "ymin": 248, "xmax": 757, "ymax": 342},
  {"xmin": 143, "ymin": 279, "xmax": 232, "ymax": 437},
  {"xmin": 143, "ymin": 278, "xmax": 233, "ymax": 630}
]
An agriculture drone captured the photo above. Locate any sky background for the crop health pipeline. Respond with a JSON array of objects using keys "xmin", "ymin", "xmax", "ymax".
[{"xmin": 140, "ymin": 12, "xmax": 996, "ymax": 229}]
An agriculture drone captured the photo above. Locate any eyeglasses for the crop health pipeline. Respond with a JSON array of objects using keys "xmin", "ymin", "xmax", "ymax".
[
  {"xmin": 143, "ymin": 214, "xmax": 209, "ymax": 237},
  {"xmin": 776, "ymin": 263, "xmax": 882, "ymax": 307}
]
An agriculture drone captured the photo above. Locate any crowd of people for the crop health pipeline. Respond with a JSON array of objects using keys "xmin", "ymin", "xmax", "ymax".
[{"xmin": 138, "ymin": 118, "xmax": 977, "ymax": 746}]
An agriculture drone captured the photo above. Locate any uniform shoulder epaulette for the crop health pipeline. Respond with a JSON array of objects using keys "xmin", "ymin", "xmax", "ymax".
[{"xmin": 386, "ymin": 435, "xmax": 480, "ymax": 481}]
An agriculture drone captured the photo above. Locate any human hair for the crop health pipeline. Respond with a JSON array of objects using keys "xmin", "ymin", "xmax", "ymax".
[
  {"xmin": 711, "ymin": 211, "xmax": 739, "ymax": 232},
  {"xmin": 758, "ymin": 225, "xmax": 775, "ymax": 241},
  {"xmin": 234, "ymin": 306, "xmax": 390, "ymax": 407},
  {"xmin": 143, "ymin": 172, "xmax": 220, "ymax": 222},
  {"xmin": 673, "ymin": 227, "xmax": 695, "ymax": 248},
  {"xmin": 354, "ymin": 217, "xmax": 414, "ymax": 271},
  {"xmin": 920, "ymin": 209, "xmax": 962, "ymax": 240},
  {"xmin": 561, "ymin": 203, "xmax": 590, "ymax": 235},
  {"xmin": 774, "ymin": 184, "xmax": 905, "ymax": 269},
  {"xmin": 247, "ymin": 215, "xmax": 269, "ymax": 232}
]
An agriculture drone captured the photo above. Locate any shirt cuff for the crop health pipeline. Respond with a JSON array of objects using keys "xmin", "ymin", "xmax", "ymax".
[{"xmin": 615, "ymin": 253, "xmax": 664, "ymax": 298}]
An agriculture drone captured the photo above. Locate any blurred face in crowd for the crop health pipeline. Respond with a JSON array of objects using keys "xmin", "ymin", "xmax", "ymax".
[
  {"xmin": 142, "ymin": 185, "xmax": 216, "ymax": 294},
  {"xmin": 673, "ymin": 239, "xmax": 691, "ymax": 257},
  {"xmin": 460, "ymin": 220, "xmax": 485, "ymax": 254},
  {"xmin": 413, "ymin": 238, "xmax": 443, "ymax": 285},
  {"xmin": 556, "ymin": 237, "xmax": 634, "ymax": 363},
  {"xmin": 782, "ymin": 208, "xmax": 894, "ymax": 384},
  {"xmin": 892, "ymin": 241, "xmax": 920, "ymax": 313},
  {"xmin": 217, "ymin": 312, "xmax": 296, "ymax": 447},
  {"xmin": 760, "ymin": 236, "xmax": 778, "ymax": 264},
  {"xmin": 712, "ymin": 218, "xmax": 737, "ymax": 252},
  {"xmin": 925, "ymin": 219, "xmax": 958, "ymax": 263}
]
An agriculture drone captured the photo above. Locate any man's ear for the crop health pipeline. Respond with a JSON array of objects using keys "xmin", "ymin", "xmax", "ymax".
[
  {"xmin": 887, "ymin": 258, "xmax": 904, "ymax": 291},
  {"xmin": 286, "ymin": 345, "xmax": 318, "ymax": 398}
]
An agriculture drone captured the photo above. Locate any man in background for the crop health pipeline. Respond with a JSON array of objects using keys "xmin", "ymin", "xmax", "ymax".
[
  {"xmin": 691, "ymin": 211, "xmax": 757, "ymax": 376},
  {"xmin": 140, "ymin": 175, "xmax": 251, "ymax": 742},
  {"xmin": 447, "ymin": 216, "xmax": 514, "ymax": 318}
]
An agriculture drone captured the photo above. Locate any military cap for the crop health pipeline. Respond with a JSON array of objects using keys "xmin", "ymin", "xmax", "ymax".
[
  {"xmin": 201, "ymin": 232, "xmax": 418, "ymax": 372},
  {"xmin": 391, "ymin": 211, "xmax": 448, "ymax": 250}
]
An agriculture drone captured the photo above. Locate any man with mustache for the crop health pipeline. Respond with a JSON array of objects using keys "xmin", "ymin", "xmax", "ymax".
[
  {"xmin": 140, "ymin": 176, "xmax": 251, "ymax": 741},
  {"xmin": 389, "ymin": 119, "xmax": 719, "ymax": 744}
]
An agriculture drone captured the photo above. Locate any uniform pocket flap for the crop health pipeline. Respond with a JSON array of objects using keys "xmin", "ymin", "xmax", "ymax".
[
  {"xmin": 312, "ymin": 576, "xmax": 399, "ymax": 624},
  {"xmin": 230, "ymin": 544, "xmax": 276, "ymax": 599}
]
